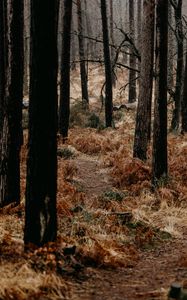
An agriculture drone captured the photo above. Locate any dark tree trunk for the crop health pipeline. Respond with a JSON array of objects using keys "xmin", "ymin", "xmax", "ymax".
[
  {"xmin": 0, "ymin": 0, "xmax": 7, "ymax": 131},
  {"xmin": 181, "ymin": 50, "xmax": 187, "ymax": 133},
  {"xmin": 83, "ymin": 0, "xmax": 94, "ymax": 59},
  {"xmin": 109, "ymin": 0, "xmax": 116, "ymax": 86},
  {"xmin": 77, "ymin": 0, "xmax": 89, "ymax": 106},
  {"xmin": 133, "ymin": 0, "xmax": 155, "ymax": 161},
  {"xmin": 137, "ymin": 0, "xmax": 142, "ymax": 78},
  {"xmin": 0, "ymin": 0, "xmax": 24, "ymax": 207},
  {"xmin": 59, "ymin": 0, "xmax": 73, "ymax": 139},
  {"xmin": 24, "ymin": 0, "xmax": 58, "ymax": 246},
  {"xmin": 23, "ymin": 34, "xmax": 29, "ymax": 96},
  {"xmin": 128, "ymin": 0, "xmax": 136, "ymax": 103},
  {"xmin": 101, "ymin": 0, "xmax": 113, "ymax": 127},
  {"xmin": 23, "ymin": 0, "xmax": 30, "ymax": 96},
  {"xmin": 71, "ymin": 10, "xmax": 77, "ymax": 71},
  {"xmin": 167, "ymin": 1, "xmax": 174, "ymax": 91},
  {"xmin": 152, "ymin": 0, "xmax": 168, "ymax": 186},
  {"xmin": 171, "ymin": 0, "xmax": 183, "ymax": 131}
]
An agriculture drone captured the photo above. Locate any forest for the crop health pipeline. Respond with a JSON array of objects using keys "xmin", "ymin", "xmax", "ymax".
[{"xmin": 0, "ymin": 0, "xmax": 187, "ymax": 299}]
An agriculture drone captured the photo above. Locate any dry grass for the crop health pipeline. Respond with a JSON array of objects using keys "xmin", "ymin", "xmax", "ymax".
[
  {"xmin": 0, "ymin": 263, "xmax": 70, "ymax": 300},
  {"xmin": 1, "ymin": 66, "xmax": 187, "ymax": 298}
]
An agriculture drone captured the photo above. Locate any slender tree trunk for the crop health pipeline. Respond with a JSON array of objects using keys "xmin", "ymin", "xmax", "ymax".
[
  {"xmin": 100, "ymin": 0, "xmax": 113, "ymax": 127},
  {"xmin": 24, "ymin": 0, "xmax": 58, "ymax": 246},
  {"xmin": 23, "ymin": 35, "xmax": 29, "ymax": 96},
  {"xmin": 137, "ymin": 0, "xmax": 142, "ymax": 77},
  {"xmin": 71, "ymin": 8, "xmax": 77, "ymax": 70},
  {"xmin": 118, "ymin": 0, "xmax": 127, "ymax": 64},
  {"xmin": 152, "ymin": 0, "xmax": 168, "ymax": 185},
  {"xmin": 23, "ymin": 0, "xmax": 29, "ymax": 96},
  {"xmin": 57, "ymin": 0, "xmax": 63, "ymax": 68},
  {"xmin": 128, "ymin": 0, "xmax": 136, "ymax": 103},
  {"xmin": 109, "ymin": 0, "xmax": 116, "ymax": 86},
  {"xmin": 171, "ymin": 0, "xmax": 183, "ymax": 131},
  {"xmin": 167, "ymin": 1, "xmax": 174, "ymax": 91},
  {"xmin": 77, "ymin": 0, "xmax": 89, "ymax": 106},
  {"xmin": 133, "ymin": 0, "xmax": 155, "ymax": 161},
  {"xmin": 0, "ymin": 0, "xmax": 6, "ymax": 131},
  {"xmin": 0, "ymin": 0, "xmax": 24, "ymax": 207},
  {"xmin": 181, "ymin": 50, "xmax": 187, "ymax": 133},
  {"xmin": 59, "ymin": 0, "xmax": 73, "ymax": 139}
]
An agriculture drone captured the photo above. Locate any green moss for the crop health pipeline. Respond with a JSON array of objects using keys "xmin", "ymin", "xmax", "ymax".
[{"xmin": 57, "ymin": 147, "xmax": 74, "ymax": 159}]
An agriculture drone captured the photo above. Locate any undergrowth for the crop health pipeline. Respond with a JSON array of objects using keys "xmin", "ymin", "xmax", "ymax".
[{"xmin": 1, "ymin": 70, "xmax": 187, "ymax": 299}]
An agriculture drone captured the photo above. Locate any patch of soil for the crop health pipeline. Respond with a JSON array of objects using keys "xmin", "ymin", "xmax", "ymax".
[
  {"xmin": 69, "ymin": 234, "xmax": 187, "ymax": 300},
  {"xmin": 67, "ymin": 153, "xmax": 187, "ymax": 299},
  {"xmin": 75, "ymin": 154, "xmax": 112, "ymax": 197}
]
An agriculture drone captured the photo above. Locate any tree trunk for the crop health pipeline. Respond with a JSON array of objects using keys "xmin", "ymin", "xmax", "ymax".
[
  {"xmin": 24, "ymin": 0, "xmax": 58, "ymax": 246},
  {"xmin": 181, "ymin": 50, "xmax": 187, "ymax": 133},
  {"xmin": 167, "ymin": 1, "xmax": 174, "ymax": 91},
  {"xmin": 23, "ymin": 0, "xmax": 29, "ymax": 96},
  {"xmin": 128, "ymin": 0, "xmax": 136, "ymax": 103},
  {"xmin": 152, "ymin": 0, "xmax": 168, "ymax": 186},
  {"xmin": 77, "ymin": 0, "xmax": 89, "ymax": 107},
  {"xmin": 71, "ymin": 5, "xmax": 77, "ymax": 70},
  {"xmin": 109, "ymin": 0, "xmax": 116, "ymax": 86},
  {"xmin": 83, "ymin": 0, "xmax": 94, "ymax": 59},
  {"xmin": 100, "ymin": 0, "xmax": 113, "ymax": 127},
  {"xmin": 170, "ymin": 0, "xmax": 183, "ymax": 131},
  {"xmin": 133, "ymin": 0, "xmax": 155, "ymax": 161},
  {"xmin": 59, "ymin": 0, "xmax": 73, "ymax": 139},
  {"xmin": 137, "ymin": 0, "xmax": 142, "ymax": 77},
  {"xmin": 0, "ymin": 0, "xmax": 23, "ymax": 207},
  {"xmin": 118, "ymin": 0, "xmax": 127, "ymax": 64},
  {"xmin": 0, "ymin": 0, "xmax": 7, "ymax": 131}
]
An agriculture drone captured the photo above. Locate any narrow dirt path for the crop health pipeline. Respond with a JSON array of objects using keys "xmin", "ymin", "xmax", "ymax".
[
  {"xmin": 69, "ymin": 234, "xmax": 187, "ymax": 300},
  {"xmin": 75, "ymin": 154, "xmax": 112, "ymax": 197},
  {"xmin": 69, "ymin": 154, "xmax": 187, "ymax": 300}
]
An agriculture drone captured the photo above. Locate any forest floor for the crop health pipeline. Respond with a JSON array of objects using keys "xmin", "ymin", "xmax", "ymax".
[
  {"xmin": 1, "ymin": 66, "xmax": 187, "ymax": 299},
  {"xmin": 66, "ymin": 151, "xmax": 187, "ymax": 300}
]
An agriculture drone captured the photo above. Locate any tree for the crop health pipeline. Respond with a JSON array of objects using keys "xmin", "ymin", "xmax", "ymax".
[
  {"xmin": 59, "ymin": 0, "xmax": 73, "ymax": 140},
  {"xmin": 181, "ymin": 49, "xmax": 187, "ymax": 133},
  {"xmin": 0, "ymin": 0, "xmax": 24, "ymax": 207},
  {"xmin": 0, "ymin": 0, "xmax": 7, "ymax": 132},
  {"xmin": 109, "ymin": 0, "xmax": 116, "ymax": 86},
  {"xmin": 77, "ymin": 0, "xmax": 89, "ymax": 106},
  {"xmin": 137, "ymin": 0, "xmax": 142, "ymax": 77},
  {"xmin": 23, "ymin": 0, "xmax": 30, "ymax": 96},
  {"xmin": 128, "ymin": 0, "xmax": 136, "ymax": 103},
  {"xmin": 100, "ymin": 0, "xmax": 113, "ymax": 127},
  {"xmin": 152, "ymin": 0, "xmax": 168, "ymax": 185},
  {"xmin": 170, "ymin": 0, "xmax": 183, "ymax": 131},
  {"xmin": 133, "ymin": 0, "xmax": 155, "ymax": 161},
  {"xmin": 24, "ymin": 0, "xmax": 59, "ymax": 246},
  {"xmin": 167, "ymin": 1, "xmax": 174, "ymax": 91},
  {"xmin": 83, "ymin": 0, "xmax": 94, "ymax": 59}
]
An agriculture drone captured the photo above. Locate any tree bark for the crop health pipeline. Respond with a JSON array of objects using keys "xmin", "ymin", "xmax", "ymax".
[
  {"xmin": 109, "ymin": 0, "xmax": 116, "ymax": 86},
  {"xmin": 170, "ymin": 0, "xmax": 183, "ymax": 131},
  {"xmin": 152, "ymin": 0, "xmax": 168, "ymax": 185},
  {"xmin": 133, "ymin": 0, "xmax": 155, "ymax": 161},
  {"xmin": 59, "ymin": 0, "xmax": 73, "ymax": 139},
  {"xmin": 0, "ymin": 0, "xmax": 7, "ymax": 131},
  {"xmin": 77, "ymin": 0, "xmax": 89, "ymax": 106},
  {"xmin": 24, "ymin": 0, "xmax": 58, "ymax": 246},
  {"xmin": 0, "ymin": 0, "xmax": 24, "ymax": 207},
  {"xmin": 137, "ymin": 0, "xmax": 142, "ymax": 77},
  {"xmin": 128, "ymin": 0, "xmax": 136, "ymax": 103},
  {"xmin": 23, "ymin": 0, "xmax": 29, "ymax": 96},
  {"xmin": 100, "ymin": 0, "xmax": 113, "ymax": 127},
  {"xmin": 167, "ymin": 1, "xmax": 174, "ymax": 91},
  {"xmin": 181, "ymin": 49, "xmax": 187, "ymax": 132}
]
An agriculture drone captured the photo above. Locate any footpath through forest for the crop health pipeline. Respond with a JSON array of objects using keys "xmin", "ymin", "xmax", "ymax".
[{"xmin": 66, "ymin": 151, "xmax": 187, "ymax": 300}]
